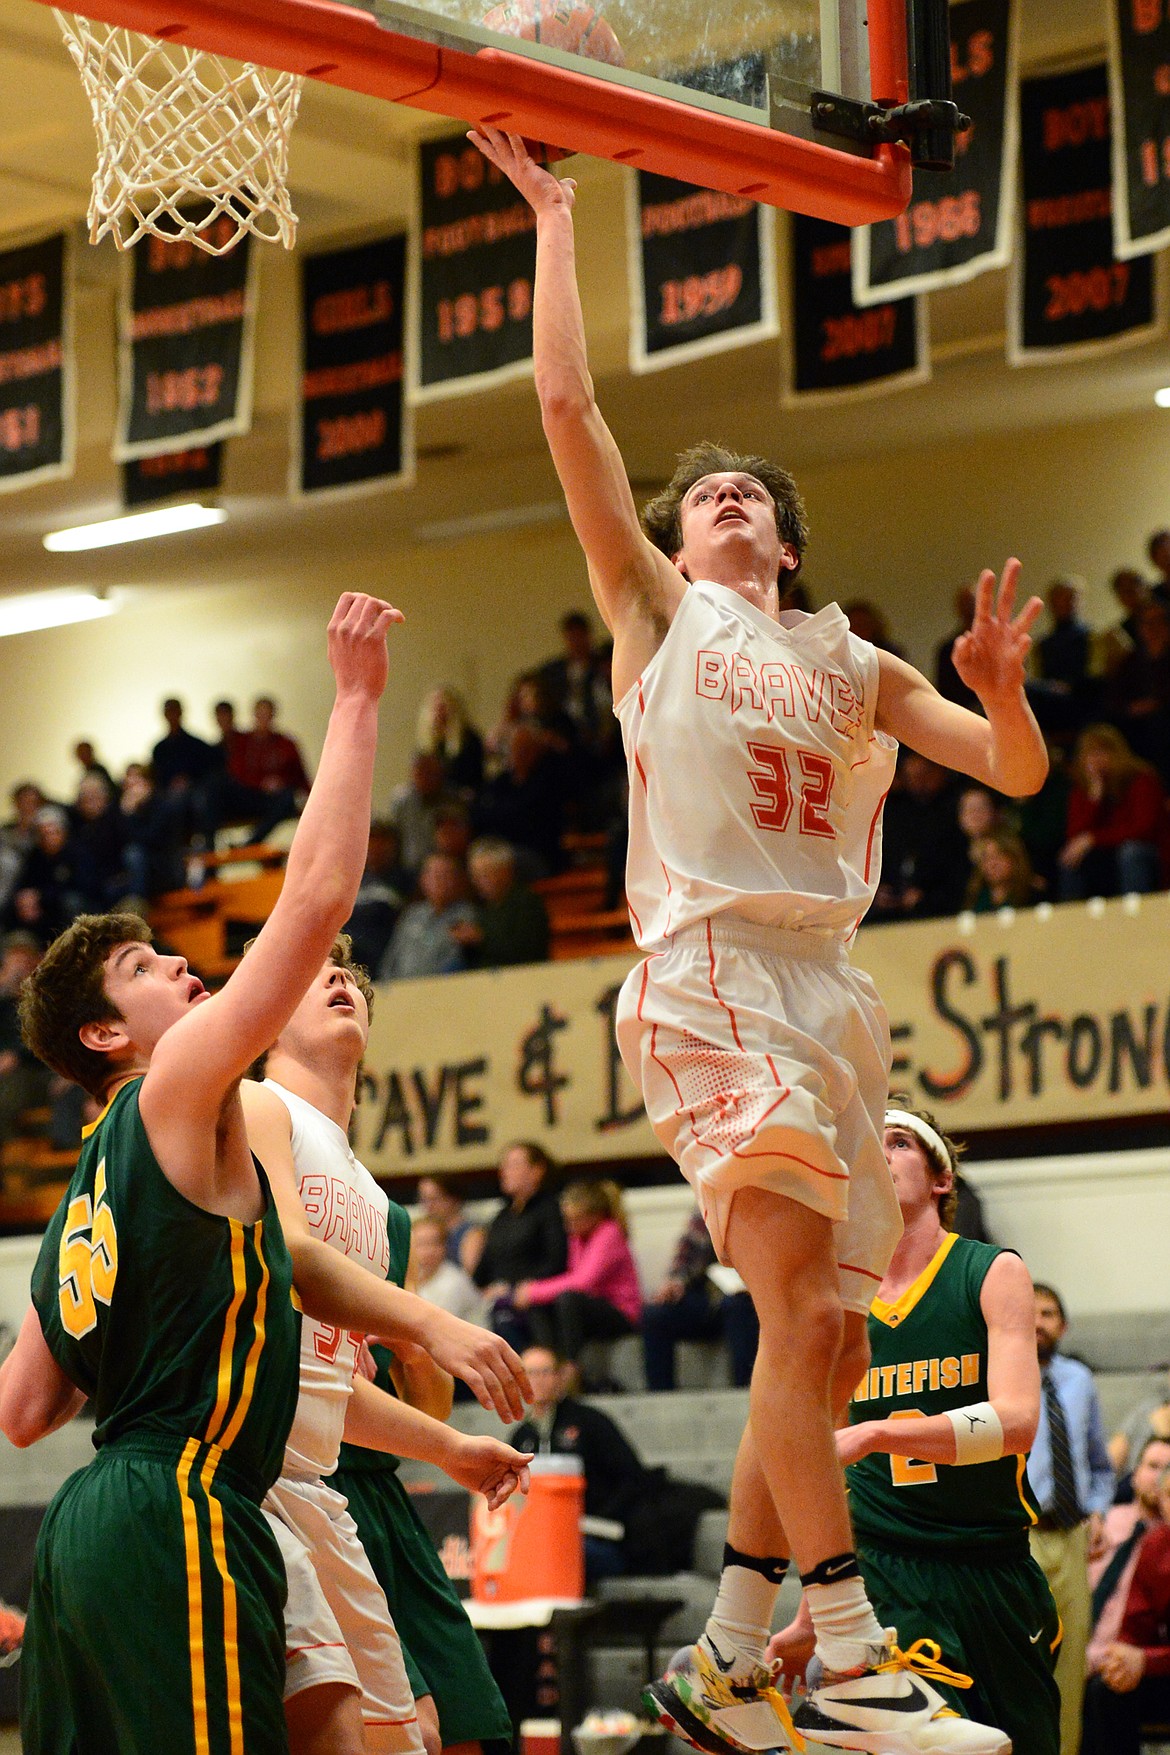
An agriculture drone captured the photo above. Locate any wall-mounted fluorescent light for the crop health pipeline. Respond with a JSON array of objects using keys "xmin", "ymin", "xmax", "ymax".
[
  {"xmin": 1156, "ymin": 387, "xmax": 1170, "ymax": 408},
  {"xmin": 43, "ymin": 503, "xmax": 226, "ymax": 553},
  {"xmin": 0, "ymin": 590, "xmax": 115, "ymax": 638}
]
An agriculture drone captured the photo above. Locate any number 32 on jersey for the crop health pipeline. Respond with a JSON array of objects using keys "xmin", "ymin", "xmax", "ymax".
[
  {"xmin": 747, "ymin": 742, "xmax": 835, "ymax": 838},
  {"xmin": 58, "ymin": 1159, "xmax": 119, "ymax": 1339}
]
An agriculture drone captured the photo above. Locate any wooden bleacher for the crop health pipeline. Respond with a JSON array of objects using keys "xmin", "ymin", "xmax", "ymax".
[{"xmin": 148, "ymin": 844, "xmax": 287, "ymax": 980}]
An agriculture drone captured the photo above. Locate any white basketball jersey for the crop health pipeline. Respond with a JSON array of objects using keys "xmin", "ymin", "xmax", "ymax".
[
  {"xmin": 615, "ymin": 581, "xmax": 898, "ymax": 946},
  {"xmin": 265, "ymin": 1079, "xmax": 391, "ymax": 1480}
]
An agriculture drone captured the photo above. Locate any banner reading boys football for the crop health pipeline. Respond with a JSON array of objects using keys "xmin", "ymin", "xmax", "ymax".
[
  {"xmin": 1108, "ymin": 0, "xmax": 1170, "ymax": 259},
  {"xmin": 0, "ymin": 232, "xmax": 73, "ymax": 493},
  {"xmin": 853, "ymin": 0, "xmax": 1017, "ymax": 306},
  {"xmin": 786, "ymin": 214, "xmax": 928, "ymax": 403},
  {"xmin": 116, "ymin": 215, "xmax": 256, "ymax": 460},
  {"xmin": 296, "ymin": 235, "xmax": 412, "ymax": 498},
  {"xmin": 627, "ymin": 171, "xmax": 777, "ymax": 371},
  {"xmin": 1010, "ymin": 64, "xmax": 1158, "ymax": 363},
  {"xmin": 414, "ymin": 133, "xmax": 536, "ymax": 399}
]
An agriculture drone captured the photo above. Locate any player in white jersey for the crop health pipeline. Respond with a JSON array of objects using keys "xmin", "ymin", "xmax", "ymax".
[
  {"xmin": 469, "ymin": 127, "xmax": 1050, "ymax": 1755},
  {"xmin": 241, "ymin": 939, "xmax": 533, "ymax": 1755}
]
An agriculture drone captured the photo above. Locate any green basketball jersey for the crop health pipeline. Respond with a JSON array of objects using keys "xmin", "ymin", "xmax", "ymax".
[
  {"xmin": 31, "ymin": 1077, "xmax": 300, "ymax": 1493},
  {"xmin": 847, "ymin": 1233, "xmax": 1040, "ymax": 1551},
  {"xmin": 335, "ymin": 1196, "xmax": 413, "ymax": 1475}
]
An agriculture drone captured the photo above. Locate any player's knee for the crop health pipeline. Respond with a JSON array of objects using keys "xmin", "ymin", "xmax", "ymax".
[
  {"xmin": 762, "ymin": 1289, "xmax": 842, "ymax": 1373},
  {"xmin": 833, "ymin": 1323, "xmax": 870, "ymax": 1411}
]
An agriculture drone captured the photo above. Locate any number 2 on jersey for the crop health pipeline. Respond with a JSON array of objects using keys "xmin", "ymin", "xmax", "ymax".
[
  {"xmin": 747, "ymin": 742, "xmax": 835, "ymax": 838},
  {"xmin": 888, "ymin": 1409, "xmax": 939, "ymax": 1487},
  {"xmin": 58, "ymin": 1159, "xmax": 119, "ymax": 1339}
]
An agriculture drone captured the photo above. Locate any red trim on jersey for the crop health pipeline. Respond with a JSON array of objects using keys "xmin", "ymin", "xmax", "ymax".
[
  {"xmin": 838, "ymin": 1260, "xmax": 883, "ymax": 1281},
  {"xmin": 632, "ymin": 685, "xmax": 649, "ymax": 790},
  {"xmin": 862, "ymin": 786, "xmax": 891, "ymax": 885},
  {"xmin": 286, "ymin": 1641, "xmax": 349, "ymax": 1657},
  {"xmin": 705, "ymin": 920, "xmax": 745, "ymax": 1052},
  {"xmin": 650, "ymin": 1021, "xmax": 715, "ymax": 1157},
  {"xmin": 365, "ymin": 1718, "xmax": 420, "ymax": 1728}
]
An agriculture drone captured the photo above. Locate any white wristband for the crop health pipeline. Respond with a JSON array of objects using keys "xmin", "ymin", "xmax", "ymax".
[{"xmin": 945, "ymin": 1401, "xmax": 1004, "ymax": 1465}]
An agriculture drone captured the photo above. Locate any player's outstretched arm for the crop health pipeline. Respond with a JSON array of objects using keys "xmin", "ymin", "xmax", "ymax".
[
  {"xmin": 240, "ymin": 1081, "xmax": 531, "ymax": 1419},
  {"xmin": 344, "ymin": 1377, "xmax": 534, "ymax": 1508},
  {"xmin": 468, "ymin": 128, "xmax": 682, "ymax": 656},
  {"xmin": 0, "ymin": 1305, "xmax": 87, "ymax": 1447},
  {"xmin": 142, "ymin": 593, "xmax": 401, "ymax": 1152},
  {"xmin": 874, "ymin": 559, "xmax": 1048, "ymax": 797}
]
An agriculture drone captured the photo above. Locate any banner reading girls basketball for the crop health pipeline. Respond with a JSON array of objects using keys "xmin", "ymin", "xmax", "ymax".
[
  {"xmin": 0, "ymin": 232, "xmax": 73, "ymax": 494},
  {"xmin": 296, "ymin": 234, "xmax": 412, "ymax": 498},
  {"xmin": 627, "ymin": 171, "xmax": 777, "ymax": 371},
  {"xmin": 413, "ymin": 132, "xmax": 536, "ymax": 400},
  {"xmin": 853, "ymin": 0, "xmax": 1017, "ymax": 306},
  {"xmin": 116, "ymin": 215, "xmax": 256, "ymax": 460},
  {"xmin": 1108, "ymin": 0, "xmax": 1170, "ymax": 259},
  {"xmin": 1010, "ymin": 64, "xmax": 1159, "ymax": 364},
  {"xmin": 786, "ymin": 215, "xmax": 928, "ymax": 403}
]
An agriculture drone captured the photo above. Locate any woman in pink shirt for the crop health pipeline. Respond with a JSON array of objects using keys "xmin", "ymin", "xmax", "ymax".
[{"xmin": 515, "ymin": 1179, "xmax": 642, "ymax": 1370}]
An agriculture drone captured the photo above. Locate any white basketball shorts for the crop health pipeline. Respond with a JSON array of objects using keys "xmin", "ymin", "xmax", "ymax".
[
  {"xmin": 615, "ymin": 916, "xmax": 902, "ymax": 1316},
  {"xmin": 264, "ymin": 1473, "xmax": 424, "ymax": 1755}
]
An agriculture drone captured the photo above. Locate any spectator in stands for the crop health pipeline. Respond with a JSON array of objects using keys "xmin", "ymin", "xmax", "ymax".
[
  {"xmin": 1106, "ymin": 599, "xmax": 1170, "ymax": 782},
  {"xmin": 417, "ymin": 1174, "xmax": 485, "ymax": 1274},
  {"xmin": 411, "ymin": 1215, "xmax": 486, "ymax": 1325},
  {"xmin": 538, "ymin": 611, "xmax": 605, "ymax": 736},
  {"xmin": 212, "ymin": 699, "xmax": 241, "ymax": 770},
  {"xmin": 842, "ymin": 598, "xmax": 905, "ymax": 659},
  {"xmin": 957, "ymin": 784, "xmax": 1004, "ymax": 879},
  {"xmin": 935, "ymin": 584, "xmax": 979, "ymax": 710},
  {"xmin": 432, "ymin": 805, "xmax": 473, "ymax": 866},
  {"xmin": 1087, "ymin": 1435, "xmax": 1170, "ymax": 1679},
  {"xmin": 1148, "ymin": 528, "xmax": 1170, "ymax": 602},
  {"xmin": 416, "ymin": 686, "xmax": 485, "ymax": 795},
  {"xmin": 377, "ymin": 851, "xmax": 476, "ymax": 981},
  {"xmin": 69, "ymin": 774, "xmax": 133, "ymax": 911},
  {"xmin": 641, "ymin": 1203, "xmax": 758, "ymax": 1393},
  {"xmin": 0, "ymin": 932, "xmax": 50, "ymax": 1148},
  {"xmin": 116, "ymin": 768, "xmax": 179, "ymax": 901},
  {"xmin": 1108, "ymin": 1368, "xmax": 1170, "ymax": 1481},
  {"xmin": 473, "ymin": 1141, "xmax": 567, "ymax": 1352},
  {"xmin": 1018, "ymin": 743, "xmax": 1073, "ymax": 896},
  {"xmin": 1, "ymin": 782, "xmax": 45, "ymax": 860},
  {"xmin": 151, "ymin": 696, "xmax": 216, "ymax": 795},
  {"xmin": 71, "ymin": 740, "xmax": 114, "ymax": 794},
  {"xmin": 343, "ymin": 820, "xmax": 407, "ymax": 976},
  {"xmin": 8, "ymin": 807, "xmax": 83, "ymax": 941},
  {"xmin": 871, "ymin": 751, "xmax": 968, "ymax": 920},
  {"xmin": 511, "ymin": 1346, "xmax": 725, "ymax": 1581},
  {"xmin": 456, "ymin": 837, "xmax": 550, "ymax": 969},
  {"xmin": 472, "ymin": 723, "xmax": 566, "ymax": 877},
  {"xmin": 205, "ymin": 694, "xmax": 307, "ymax": 846},
  {"xmin": 1027, "ymin": 1280, "xmax": 1114, "ymax": 1755},
  {"xmin": 1096, "ymin": 570, "xmax": 1150, "ymax": 679},
  {"xmin": 516, "ymin": 1179, "xmax": 642, "ymax": 1374},
  {"xmin": 389, "ymin": 751, "xmax": 463, "ymax": 879},
  {"xmin": 1030, "ymin": 576, "xmax": 1094, "ymax": 737},
  {"xmin": 1057, "ymin": 725, "xmax": 1166, "ymax": 900},
  {"xmin": 964, "ymin": 829, "xmax": 1040, "ymax": 912},
  {"xmin": 1081, "ymin": 1463, "xmax": 1170, "ymax": 1755}
]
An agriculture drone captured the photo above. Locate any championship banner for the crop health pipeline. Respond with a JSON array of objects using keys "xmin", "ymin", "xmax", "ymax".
[
  {"xmin": 116, "ymin": 218, "xmax": 256, "ymax": 461},
  {"xmin": 853, "ymin": 0, "xmax": 1017, "ymax": 306},
  {"xmin": 352, "ymin": 895, "xmax": 1170, "ymax": 1178},
  {"xmin": 0, "ymin": 232, "xmax": 73, "ymax": 494},
  {"xmin": 413, "ymin": 133, "xmax": 536, "ymax": 401},
  {"xmin": 1108, "ymin": 0, "xmax": 1170, "ymax": 259},
  {"xmin": 627, "ymin": 171, "xmax": 777, "ymax": 372},
  {"xmin": 296, "ymin": 234, "xmax": 412, "ymax": 499},
  {"xmin": 785, "ymin": 214, "xmax": 928, "ymax": 403},
  {"xmin": 1010, "ymin": 63, "xmax": 1159, "ymax": 364},
  {"xmin": 122, "ymin": 442, "xmax": 222, "ymax": 507}
]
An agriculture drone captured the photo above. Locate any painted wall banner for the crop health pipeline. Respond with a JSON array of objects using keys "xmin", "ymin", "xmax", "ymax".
[
  {"xmin": 413, "ymin": 133, "xmax": 535, "ymax": 401},
  {"xmin": 627, "ymin": 170, "xmax": 777, "ymax": 372},
  {"xmin": 122, "ymin": 442, "xmax": 222, "ymax": 507},
  {"xmin": 853, "ymin": 0, "xmax": 1017, "ymax": 306},
  {"xmin": 786, "ymin": 214, "xmax": 928, "ymax": 403},
  {"xmin": 296, "ymin": 234, "xmax": 412, "ymax": 498},
  {"xmin": 116, "ymin": 216, "xmax": 256, "ymax": 461},
  {"xmin": 1108, "ymin": 0, "xmax": 1170, "ymax": 260},
  {"xmin": 1010, "ymin": 63, "xmax": 1159, "ymax": 364},
  {"xmin": 351, "ymin": 895, "xmax": 1170, "ymax": 1179},
  {"xmin": 0, "ymin": 232, "xmax": 73, "ymax": 494}
]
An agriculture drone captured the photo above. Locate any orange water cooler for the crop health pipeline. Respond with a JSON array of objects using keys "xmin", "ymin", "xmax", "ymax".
[{"xmin": 471, "ymin": 1454, "xmax": 585, "ymax": 1601}]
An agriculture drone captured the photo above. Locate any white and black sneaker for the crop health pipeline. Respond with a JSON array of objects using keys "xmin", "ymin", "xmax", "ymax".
[
  {"xmin": 643, "ymin": 1639, "xmax": 802, "ymax": 1753},
  {"xmin": 791, "ymin": 1635, "xmax": 1010, "ymax": 1754}
]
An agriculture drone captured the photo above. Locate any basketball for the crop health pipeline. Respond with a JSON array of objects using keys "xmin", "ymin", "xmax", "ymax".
[{"xmin": 480, "ymin": 0, "xmax": 625, "ymax": 68}]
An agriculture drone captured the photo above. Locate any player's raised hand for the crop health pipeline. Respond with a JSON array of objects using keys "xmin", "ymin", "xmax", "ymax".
[
  {"xmin": 467, "ymin": 125, "xmax": 576, "ymax": 215},
  {"xmin": 327, "ymin": 592, "xmax": 404, "ymax": 704},
  {"xmin": 952, "ymin": 558, "xmax": 1043, "ymax": 707},
  {"xmin": 398, "ymin": 1306, "xmax": 533, "ymax": 1419},
  {"xmin": 448, "ymin": 1434, "xmax": 534, "ymax": 1508}
]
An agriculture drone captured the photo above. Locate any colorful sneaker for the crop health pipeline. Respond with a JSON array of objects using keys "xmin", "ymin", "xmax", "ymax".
[
  {"xmin": 791, "ymin": 1636, "xmax": 1010, "ymax": 1754},
  {"xmin": 0, "ymin": 1600, "xmax": 25, "ymax": 1669},
  {"xmin": 643, "ymin": 1641, "xmax": 803, "ymax": 1754}
]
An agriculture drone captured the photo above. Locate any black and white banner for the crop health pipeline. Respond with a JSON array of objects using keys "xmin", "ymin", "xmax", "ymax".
[
  {"xmin": 854, "ymin": 0, "xmax": 1018, "ymax": 305},
  {"xmin": 122, "ymin": 443, "xmax": 222, "ymax": 508},
  {"xmin": 626, "ymin": 171, "xmax": 777, "ymax": 372},
  {"xmin": 786, "ymin": 215, "xmax": 928, "ymax": 403},
  {"xmin": 296, "ymin": 235, "xmax": 412, "ymax": 498},
  {"xmin": 0, "ymin": 232, "xmax": 73, "ymax": 494},
  {"xmin": 116, "ymin": 217, "xmax": 256, "ymax": 461},
  {"xmin": 1010, "ymin": 64, "xmax": 1159, "ymax": 364},
  {"xmin": 413, "ymin": 133, "xmax": 535, "ymax": 400},
  {"xmin": 1108, "ymin": 0, "xmax": 1170, "ymax": 259}
]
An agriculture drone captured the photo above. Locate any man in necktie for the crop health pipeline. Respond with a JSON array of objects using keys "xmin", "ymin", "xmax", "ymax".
[{"xmin": 1026, "ymin": 1283, "xmax": 1115, "ymax": 1755}]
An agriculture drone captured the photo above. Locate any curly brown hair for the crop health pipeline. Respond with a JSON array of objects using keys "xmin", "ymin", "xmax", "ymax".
[
  {"xmin": 19, "ymin": 910, "xmax": 152, "ymax": 1098},
  {"xmin": 641, "ymin": 441, "xmax": 810, "ymax": 582},
  {"xmin": 887, "ymin": 1092, "xmax": 963, "ymax": 1230},
  {"xmin": 246, "ymin": 932, "xmax": 375, "ymax": 1083}
]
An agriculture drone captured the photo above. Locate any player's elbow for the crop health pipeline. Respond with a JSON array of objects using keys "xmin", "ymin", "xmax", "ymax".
[
  {"xmin": 538, "ymin": 381, "xmax": 594, "ymax": 432},
  {"xmin": 0, "ymin": 1382, "xmax": 49, "ymax": 1448},
  {"xmin": 998, "ymin": 1397, "xmax": 1038, "ymax": 1454}
]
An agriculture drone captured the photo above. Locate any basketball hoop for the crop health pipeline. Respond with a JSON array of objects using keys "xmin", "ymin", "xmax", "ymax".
[{"xmin": 54, "ymin": 10, "xmax": 304, "ymax": 254}]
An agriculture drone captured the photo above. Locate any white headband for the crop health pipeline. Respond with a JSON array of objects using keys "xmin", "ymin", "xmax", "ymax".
[{"xmin": 884, "ymin": 1108, "xmax": 954, "ymax": 1173}]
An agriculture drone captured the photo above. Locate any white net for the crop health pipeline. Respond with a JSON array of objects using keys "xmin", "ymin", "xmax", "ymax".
[{"xmin": 55, "ymin": 11, "xmax": 305, "ymax": 254}]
